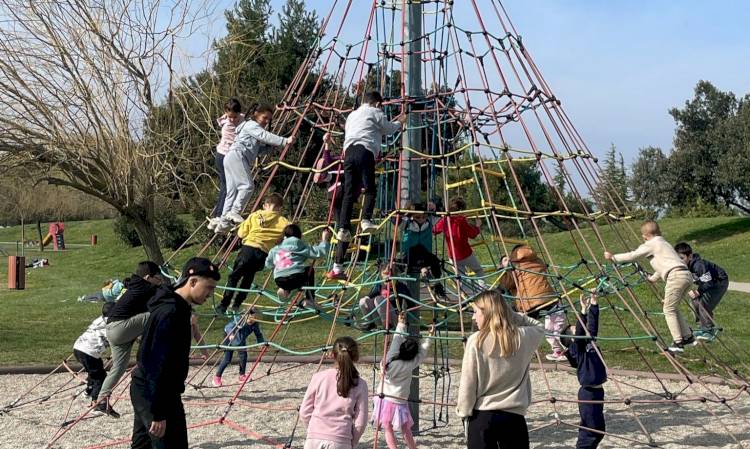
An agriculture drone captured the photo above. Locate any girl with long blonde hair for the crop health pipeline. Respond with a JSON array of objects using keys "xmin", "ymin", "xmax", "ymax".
[{"xmin": 457, "ymin": 289, "xmax": 544, "ymax": 449}]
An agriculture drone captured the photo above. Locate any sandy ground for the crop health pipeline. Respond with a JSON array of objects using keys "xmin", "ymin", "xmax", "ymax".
[{"xmin": 1, "ymin": 362, "xmax": 749, "ymax": 449}]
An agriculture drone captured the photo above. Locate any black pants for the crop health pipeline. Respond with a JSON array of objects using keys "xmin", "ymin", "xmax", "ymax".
[
  {"xmin": 221, "ymin": 246, "xmax": 268, "ymax": 308},
  {"xmin": 73, "ymin": 349, "xmax": 106, "ymax": 401},
  {"xmin": 130, "ymin": 371, "xmax": 187, "ymax": 449},
  {"xmin": 406, "ymin": 244, "xmax": 442, "ymax": 278},
  {"xmin": 338, "ymin": 144, "xmax": 376, "ymax": 231},
  {"xmin": 275, "ymin": 267, "xmax": 316, "ymax": 303},
  {"xmin": 211, "ymin": 152, "xmax": 227, "ymax": 217},
  {"xmin": 466, "ymin": 409, "xmax": 529, "ymax": 449},
  {"xmin": 577, "ymin": 386, "xmax": 605, "ymax": 449},
  {"xmin": 692, "ymin": 280, "xmax": 728, "ymax": 330}
]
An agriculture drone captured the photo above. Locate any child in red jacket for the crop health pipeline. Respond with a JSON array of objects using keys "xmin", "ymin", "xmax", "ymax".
[{"xmin": 433, "ymin": 197, "xmax": 485, "ymax": 288}]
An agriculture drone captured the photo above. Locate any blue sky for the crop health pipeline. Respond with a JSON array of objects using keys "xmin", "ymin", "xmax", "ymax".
[{"xmin": 195, "ymin": 1, "xmax": 750, "ymax": 165}]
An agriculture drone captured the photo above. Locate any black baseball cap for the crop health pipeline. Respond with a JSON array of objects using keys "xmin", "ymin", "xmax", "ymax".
[{"xmin": 174, "ymin": 257, "xmax": 221, "ymax": 288}]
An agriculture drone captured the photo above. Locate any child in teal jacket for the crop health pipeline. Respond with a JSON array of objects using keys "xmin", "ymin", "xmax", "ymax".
[{"xmin": 266, "ymin": 224, "xmax": 331, "ymax": 309}]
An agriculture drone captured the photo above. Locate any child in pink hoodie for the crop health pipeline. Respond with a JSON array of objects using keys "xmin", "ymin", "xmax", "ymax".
[
  {"xmin": 208, "ymin": 98, "xmax": 245, "ymax": 230},
  {"xmin": 300, "ymin": 336, "xmax": 369, "ymax": 449}
]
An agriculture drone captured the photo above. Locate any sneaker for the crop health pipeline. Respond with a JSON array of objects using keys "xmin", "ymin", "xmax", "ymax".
[
  {"xmin": 682, "ymin": 334, "xmax": 697, "ymax": 346},
  {"xmin": 224, "ymin": 212, "xmax": 244, "ymax": 224},
  {"xmin": 420, "ymin": 267, "xmax": 431, "ymax": 278},
  {"xmin": 326, "ymin": 270, "xmax": 347, "ymax": 281},
  {"xmin": 336, "ymin": 229, "xmax": 352, "ymax": 242},
  {"xmin": 77, "ymin": 295, "xmax": 85, "ymax": 302},
  {"xmin": 238, "ymin": 374, "xmax": 249, "ymax": 383},
  {"xmin": 360, "ymin": 219, "xmax": 378, "ymax": 234},
  {"xmin": 212, "ymin": 376, "xmax": 222, "ymax": 387},
  {"xmin": 277, "ymin": 288, "xmax": 290, "ymax": 299},
  {"xmin": 94, "ymin": 400, "xmax": 120, "ymax": 419},
  {"xmin": 667, "ymin": 341, "xmax": 685, "ymax": 353},
  {"xmin": 215, "ymin": 304, "xmax": 228, "ymax": 316},
  {"xmin": 434, "ymin": 283, "xmax": 448, "ymax": 300},
  {"xmin": 301, "ymin": 299, "xmax": 323, "ymax": 313},
  {"xmin": 545, "ymin": 350, "xmax": 567, "ymax": 362},
  {"xmin": 697, "ymin": 328, "xmax": 717, "ymax": 342},
  {"xmin": 207, "ymin": 217, "xmax": 220, "ymax": 231},
  {"xmin": 214, "ymin": 219, "xmax": 233, "ymax": 234}
]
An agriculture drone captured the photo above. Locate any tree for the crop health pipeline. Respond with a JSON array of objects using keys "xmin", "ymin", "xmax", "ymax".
[
  {"xmin": 592, "ymin": 144, "xmax": 630, "ymax": 213},
  {"xmin": 630, "ymin": 146, "xmax": 670, "ymax": 213},
  {"xmin": 0, "ymin": 0, "xmax": 212, "ymax": 263}
]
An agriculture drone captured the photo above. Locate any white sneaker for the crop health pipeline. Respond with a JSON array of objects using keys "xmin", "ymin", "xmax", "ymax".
[
  {"xmin": 214, "ymin": 219, "xmax": 232, "ymax": 234},
  {"xmin": 360, "ymin": 219, "xmax": 378, "ymax": 233},
  {"xmin": 545, "ymin": 351, "xmax": 567, "ymax": 362},
  {"xmin": 336, "ymin": 229, "xmax": 352, "ymax": 242},
  {"xmin": 206, "ymin": 217, "xmax": 220, "ymax": 231},
  {"xmin": 225, "ymin": 212, "xmax": 244, "ymax": 224}
]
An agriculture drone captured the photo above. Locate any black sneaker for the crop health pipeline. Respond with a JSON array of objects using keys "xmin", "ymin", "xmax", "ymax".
[
  {"xmin": 667, "ymin": 341, "xmax": 685, "ymax": 353},
  {"xmin": 434, "ymin": 283, "xmax": 448, "ymax": 299},
  {"xmin": 94, "ymin": 401, "xmax": 120, "ymax": 419},
  {"xmin": 682, "ymin": 334, "xmax": 697, "ymax": 346},
  {"xmin": 214, "ymin": 304, "xmax": 227, "ymax": 316}
]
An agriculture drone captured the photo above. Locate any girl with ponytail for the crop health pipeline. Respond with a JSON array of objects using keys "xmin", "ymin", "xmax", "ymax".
[
  {"xmin": 456, "ymin": 289, "xmax": 544, "ymax": 449},
  {"xmin": 373, "ymin": 312, "xmax": 435, "ymax": 449},
  {"xmin": 300, "ymin": 336, "xmax": 368, "ymax": 449}
]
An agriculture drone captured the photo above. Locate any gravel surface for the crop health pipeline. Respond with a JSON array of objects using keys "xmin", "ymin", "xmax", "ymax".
[{"xmin": 1, "ymin": 362, "xmax": 749, "ymax": 448}]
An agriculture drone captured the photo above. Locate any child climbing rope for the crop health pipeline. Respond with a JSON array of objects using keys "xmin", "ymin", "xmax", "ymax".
[
  {"xmin": 373, "ymin": 312, "xmax": 434, "ymax": 449},
  {"xmin": 215, "ymin": 104, "xmax": 295, "ymax": 233},
  {"xmin": 216, "ymin": 192, "xmax": 289, "ymax": 316},
  {"xmin": 560, "ymin": 294, "xmax": 607, "ymax": 449},
  {"xmin": 213, "ymin": 310, "xmax": 265, "ymax": 387},
  {"xmin": 500, "ymin": 244, "xmax": 567, "ymax": 362},
  {"xmin": 674, "ymin": 242, "xmax": 729, "ymax": 342},
  {"xmin": 265, "ymin": 224, "xmax": 331, "ymax": 311},
  {"xmin": 208, "ymin": 98, "xmax": 245, "ymax": 230},
  {"xmin": 605, "ymin": 220, "xmax": 695, "ymax": 353},
  {"xmin": 73, "ymin": 302, "xmax": 115, "ymax": 411},
  {"xmin": 399, "ymin": 201, "xmax": 447, "ymax": 299},
  {"xmin": 358, "ymin": 265, "xmax": 413, "ymax": 331},
  {"xmin": 300, "ymin": 336, "xmax": 369, "ymax": 449},
  {"xmin": 326, "ymin": 91, "xmax": 406, "ymax": 280},
  {"xmin": 433, "ymin": 197, "xmax": 485, "ymax": 290}
]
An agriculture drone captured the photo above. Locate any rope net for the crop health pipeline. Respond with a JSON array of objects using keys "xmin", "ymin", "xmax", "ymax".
[{"xmin": 4, "ymin": 1, "xmax": 750, "ymax": 448}]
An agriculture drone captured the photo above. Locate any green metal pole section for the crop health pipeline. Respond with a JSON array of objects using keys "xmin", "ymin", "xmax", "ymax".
[{"xmin": 402, "ymin": 0, "xmax": 423, "ymax": 434}]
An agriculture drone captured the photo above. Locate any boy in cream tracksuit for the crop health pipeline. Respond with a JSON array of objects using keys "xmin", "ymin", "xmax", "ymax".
[
  {"xmin": 605, "ymin": 220, "xmax": 695, "ymax": 353},
  {"xmin": 215, "ymin": 192, "xmax": 289, "ymax": 315}
]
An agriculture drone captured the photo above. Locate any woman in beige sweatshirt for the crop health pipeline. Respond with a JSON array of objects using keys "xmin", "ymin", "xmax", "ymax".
[{"xmin": 457, "ymin": 289, "xmax": 545, "ymax": 449}]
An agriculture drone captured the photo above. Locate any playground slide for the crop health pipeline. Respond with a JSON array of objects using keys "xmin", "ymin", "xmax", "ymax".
[{"xmin": 41, "ymin": 233, "xmax": 53, "ymax": 248}]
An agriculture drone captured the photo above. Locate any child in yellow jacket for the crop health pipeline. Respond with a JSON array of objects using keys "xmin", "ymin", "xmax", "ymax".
[{"xmin": 216, "ymin": 193, "xmax": 289, "ymax": 315}]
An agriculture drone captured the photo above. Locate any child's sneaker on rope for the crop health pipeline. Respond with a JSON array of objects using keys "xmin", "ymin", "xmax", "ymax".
[
  {"xmin": 277, "ymin": 288, "xmax": 290, "ymax": 299},
  {"xmin": 94, "ymin": 399, "xmax": 120, "ymax": 419},
  {"xmin": 225, "ymin": 212, "xmax": 244, "ymax": 224},
  {"xmin": 359, "ymin": 219, "xmax": 378, "ymax": 234},
  {"xmin": 668, "ymin": 335, "xmax": 696, "ymax": 353},
  {"xmin": 336, "ymin": 229, "xmax": 352, "ymax": 242},
  {"xmin": 206, "ymin": 217, "xmax": 220, "ymax": 231},
  {"xmin": 696, "ymin": 328, "xmax": 717, "ymax": 342},
  {"xmin": 214, "ymin": 219, "xmax": 233, "ymax": 234},
  {"xmin": 545, "ymin": 350, "xmax": 567, "ymax": 362},
  {"xmin": 420, "ymin": 267, "xmax": 431, "ymax": 279},
  {"xmin": 214, "ymin": 304, "xmax": 228, "ymax": 316},
  {"xmin": 238, "ymin": 374, "xmax": 250, "ymax": 383},
  {"xmin": 326, "ymin": 270, "xmax": 347, "ymax": 281},
  {"xmin": 212, "ymin": 376, "xmax": 222, "ymax": 387}
]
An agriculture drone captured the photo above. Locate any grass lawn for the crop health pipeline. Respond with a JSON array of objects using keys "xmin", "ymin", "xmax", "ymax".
[{"xmin": 0, "ymin": 216, "xmax": 749, "ymax": 379}]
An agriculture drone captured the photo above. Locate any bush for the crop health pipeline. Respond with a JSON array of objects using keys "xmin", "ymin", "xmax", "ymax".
[
  {"xmin": 666, "ymin": 198, "xmax": 735, "ymax": 219},
  {"xmin": 114, "ymin": 210, "xmax": 191, "ymax": 250}
]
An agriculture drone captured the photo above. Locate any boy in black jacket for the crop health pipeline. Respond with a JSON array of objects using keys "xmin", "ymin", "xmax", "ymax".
[
  {"xmin": 674, "ymin": 242, "xmax": 729, "ymax": 341},
  {"xmin": 130, "ymin": 258, "xmax": 219, "ymax": 448},
  {"xmin": 561, "ymin": 294, "xmax": 607, "ymax": 449}
]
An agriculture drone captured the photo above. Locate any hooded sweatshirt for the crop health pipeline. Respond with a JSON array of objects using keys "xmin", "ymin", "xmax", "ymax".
[
  {"xmin": 265, "ymin": 236, "xmax": 330, "ymax": 279},
  {"xmin": 228, "ymin": 119, "xmax": 288, "ymax": 167},
  {"xmin": 134, "ymin": 286, "xmax": 192, "ymax": 421},
  {"xmin": 499, "ymin": 245, "xmax": 558, "ymax": 314},
  {"xmin": 433, "ymin": 215, "xmax": 480, "ymax": 261},
  {"xmin": 565, "ymin": 304, "xmax": 607, "ymax": 387},
  {"xmin": 73, "ymin": 316, "xmax": 109, "ymax": 359},
  {"xmin": 237, "ymin": 209, "xmax": 289, "ymax": 253},
  {"xmin": 378, "ymin": 322, "xmax": 430, "ymax": 404},
  {"xmin": 106, "ymin": 275, "xmax": 158, "ymax": 322},
  {"xmin": 401, "ymin": 216, "xmax": 437, "ymax": 253},
  {"xmin": 687, "ymin": 253, "xmax": 729, "ymax": 293}
]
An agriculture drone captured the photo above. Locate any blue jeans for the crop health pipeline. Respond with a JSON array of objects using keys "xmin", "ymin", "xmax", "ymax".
[
  {"xmin": 211, "ymin": 152, "xmax": 227, "ymax": 217},
  {"xmin": 216, "ymin": 324, "xmax": 264, "ymax": 377}
]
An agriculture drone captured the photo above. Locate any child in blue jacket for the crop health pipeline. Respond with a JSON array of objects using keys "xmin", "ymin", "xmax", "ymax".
[
  {"xmin": 213, "ymin": 310, "xmax": 264, "ymax": 387},
  {"xmin": 561, "ymin": 294, "xmax": 607, "ymax": 449}
]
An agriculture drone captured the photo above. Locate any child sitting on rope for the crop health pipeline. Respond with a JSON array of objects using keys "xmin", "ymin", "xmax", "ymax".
[
  {"xmin": 216, "ymin": 193, "xmax": 289, "ymax": 316},
  {"xmin": 674, "ymin": 242, "xmax": 729, "ymax": 342},
  {"xmin": 373, "ymin": 312, "xmax": 435, "ymax": 449},
  {"xmin": 358, "ymin": 265, "xmax": 413, "ymax": 331},
  {"xmin": 313, "ymin": 133, "xmax": 343, "ymax": 228},
  {"xmin": 77, "ymin": 279, "xmax": 124, "ymax": 303},
  {"xmin": 73, "ymin": 302, "xmax": 114, "ymax": 411},
  {"xmin": 604, "ymin": 220, "xmax": 695, "ymax": 353},
  {"xmin": 207, "ymin": 98, "xmax": 245, "ymax": 231},
  {"xmin": 500, "ymin": 244, "xmax": 567, "ymax": 362},
  {"xmin": 214, "ymin": 104, "xmax": 295, "ymax": 234},
  {"xmin": 326, "ymin": 91, "xmax": 406, "ymax": 280},
  {"xmin": 398, "ymin": 201, "xmax": 447, "ymax": 299},
  {"xmin": 265, "ymin": 224, "xmax": 331, "ymax": 312},
  {"xmin": 212, "ymin": 309, "xmax": 265, "ymax": 387},
  {"xmin": 560, "ymin": 294, "xmax": 607, "ymax": 449},
  {"xmin": 433, "ymin": 197, "xmax": 486, "ymax": 290}
]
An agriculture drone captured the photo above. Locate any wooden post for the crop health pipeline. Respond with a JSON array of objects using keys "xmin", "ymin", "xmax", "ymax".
[
  {"xmin": 37, "ymin": 220, "xmax": 44, "ymax": 252},
  {"xmin": 7, "ymin": 256, "xmax": 25, "ymax": 290}
]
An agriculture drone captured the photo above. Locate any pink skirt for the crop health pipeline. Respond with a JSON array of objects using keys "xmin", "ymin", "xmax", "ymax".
[{"xmin": 372, "ymin": 397, "xmax": 414, "ymax": 429}]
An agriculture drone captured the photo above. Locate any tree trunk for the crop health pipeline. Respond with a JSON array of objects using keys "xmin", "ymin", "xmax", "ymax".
[
  {"xmin": 37, "ymin": 220, "xmax": 44, "ymax": 252},
  {"xmin": 130, "ymin": 216, "xmax": 164, "ymax": 264}
]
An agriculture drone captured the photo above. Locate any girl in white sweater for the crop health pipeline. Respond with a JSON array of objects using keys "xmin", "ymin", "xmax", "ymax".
[
  {"xmin": 457, "ymin": 289, "xmax": 544, "ymax": 449},
  {"xmin": 373, "ymin": 312, "xmax": 434, "ymax": 449}
]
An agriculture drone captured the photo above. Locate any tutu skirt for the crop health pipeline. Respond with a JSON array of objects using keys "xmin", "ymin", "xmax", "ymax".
[{"xmin": 372, "ymin": 397, "xmax": 414, "ymax": 429}]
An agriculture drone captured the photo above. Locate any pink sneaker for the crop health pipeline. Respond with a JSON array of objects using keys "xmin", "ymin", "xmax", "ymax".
[
  {"xmin": 545, "ymin": 350, "xmax": 567, "ymax": 362},
  {"xmin": 325, "ymin": 270, "xmax": 346, "ymax": 281},
  {"xmin": 238, "ymin": 374, "xmax": 250, "ymax": 383},
  {"xmin": 212, "ymin": 376, "xmax": 222, "ymax": 387}
]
